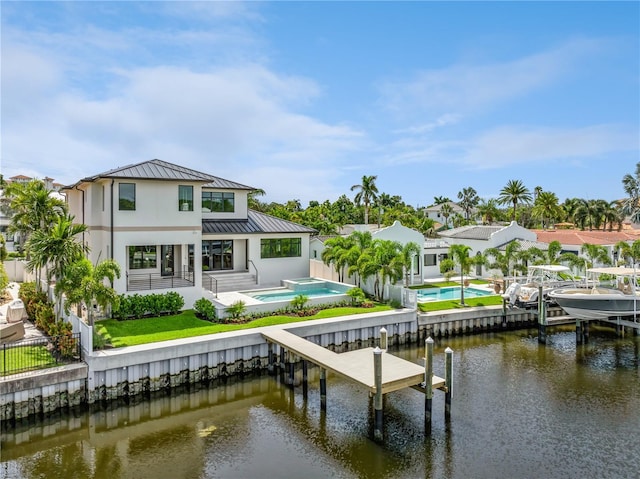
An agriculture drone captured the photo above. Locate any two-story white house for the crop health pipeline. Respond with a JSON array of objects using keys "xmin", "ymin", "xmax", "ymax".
[{"xmin": 62, "ymin": 159, "xmax": 316, "ymax": 308}]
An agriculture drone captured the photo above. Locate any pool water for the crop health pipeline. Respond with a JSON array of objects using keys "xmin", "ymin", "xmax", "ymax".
[
  {"xmin": 248, "ymin": 287, "xmax": 345, "ymax": 302},
  {"xmin": 416, "ymin": 286, "xmax": 493, "ymax": 302}
]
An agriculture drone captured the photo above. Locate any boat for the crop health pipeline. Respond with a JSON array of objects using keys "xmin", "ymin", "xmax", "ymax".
[
  {"xmin": 502, "ymin": 264, "xmax": 575, "ymax": 308},
  {"xmin": 548, "ymin": 267, "xmax": 640, "ymax": 321}
]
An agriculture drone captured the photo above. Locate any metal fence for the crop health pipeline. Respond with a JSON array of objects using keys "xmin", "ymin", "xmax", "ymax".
[
  {"xmin": 1, "ymin": 333, "xmax": 82, "ymax": 377},
  {"xmin": 126, "ymin": 268, "xmax": 195, "ymax": 291}
]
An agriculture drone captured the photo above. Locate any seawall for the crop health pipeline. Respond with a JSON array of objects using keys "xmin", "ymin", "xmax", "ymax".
[{"xmin": 1, "ymin": 306, "xmax": 566, "ymax": 422}]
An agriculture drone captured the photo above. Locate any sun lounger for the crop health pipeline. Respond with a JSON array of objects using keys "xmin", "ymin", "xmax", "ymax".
[{"xmin": 0, "ymin": 321, "xmax": 25, "ymax": 344}]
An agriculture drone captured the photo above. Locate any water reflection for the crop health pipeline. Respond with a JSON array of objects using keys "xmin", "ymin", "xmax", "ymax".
[{"xmin": 2, "ymin": 329, "xmax": 639, "ymax": 479}]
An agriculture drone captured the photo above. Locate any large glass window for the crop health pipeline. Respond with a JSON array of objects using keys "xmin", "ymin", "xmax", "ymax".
[
  {"xmin": 178, "ymin": 185, "xmax": 194, "ymax": 211},
  {"xmin": 202, "ymin": 240, "xmax": 233, "ymax": 270},
  {"xmin": 202, "ymin": 191, "xmax": 234, "ymax": 212},
  {"xmin": 129, "ymin": 246, "xmax": 157, "ymax": 269},
  {"xmin": 261, "ymin": 238, "xmax": 302, "ymax": 259},
  {"xmin": 424, "ymin": 254, "xmax": 437, "ymax": 266},
  {"xmin": 119, "ymin": 183, "xmax": 136, "ymax": 211}
]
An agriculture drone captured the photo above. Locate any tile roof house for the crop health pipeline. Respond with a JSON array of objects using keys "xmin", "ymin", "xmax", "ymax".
[{"xmin": 62, "ymin": 159, "xmax": 316, "ymax": 308}]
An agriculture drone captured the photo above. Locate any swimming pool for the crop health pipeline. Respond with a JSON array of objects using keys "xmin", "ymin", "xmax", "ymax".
[
  {"xmin": 247, "ymin": 287, "xmax": 346, "ymax": 303},
  {"xmin": 416, "ymin": 286, "xmax": 493, "ymax": 302}
]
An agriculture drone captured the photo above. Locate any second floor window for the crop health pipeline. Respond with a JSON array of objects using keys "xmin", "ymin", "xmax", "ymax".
[
  {"xmin": 202, "ymin": 191, "xmax": 234, "ymax": 212},
  {"xmin": 119, "ymin": 183, "xmax": 136, "ymax": 211},
  {"xmin": 179, "ymin": 185, "xmax": 193, "ymax": 211}
]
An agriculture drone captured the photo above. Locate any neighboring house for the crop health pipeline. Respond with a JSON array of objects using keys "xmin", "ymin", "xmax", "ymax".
[
  {"xmin": 533, "ymin": 229, "xmax": 640, "ymax": 266},
  {"xmin": 438, "ymin": 221, "xmax": 536, "ymax": 276},
  {"xmin": 422, "ymin": 201, "xmax": 469, "ymax": 225},
  {"xmin": 62, "ymin": 159, "xmax": 316, "ymax": 309}
]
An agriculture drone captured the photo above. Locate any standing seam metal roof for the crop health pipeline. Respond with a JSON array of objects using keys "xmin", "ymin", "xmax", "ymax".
[
  {"xmin": 438, "ymin": 225, "xmax": 503, "ymax": 240},
  {"xmin": 202, "ymin": 210, "xmax": 317, "ymax": 235},
  {"xmin": 69, "ymin": 159, "xmax": 254, "ymax": 190}
]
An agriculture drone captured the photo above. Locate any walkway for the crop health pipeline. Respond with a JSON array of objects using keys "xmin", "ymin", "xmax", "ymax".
[{"xmin": 0, "ymin": 282, "xmax": 44, "ymax": 341}]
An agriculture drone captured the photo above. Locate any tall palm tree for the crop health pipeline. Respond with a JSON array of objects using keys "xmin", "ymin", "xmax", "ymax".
[
  {"xmin": 321, "ymin": 236, "xmax": 353, "ymax": 282},
  {"xmin": 602, "ymin": 201, "xmax": 623, "ymax": 231},
  {"xmin": 497, "ymin": 179, "xmax": 532, "ymax": 222},
  {"xmin": 248, "ymin": 188, "xmax": 267, "ymax": 211},
  {"xmin": 351, "ymin": 175, "xmax": 379, "ymax": 225},
  {"xmin": 485, "ymin": 241, "xmax": 521, "ymax": 277},
  {"xmin": 532, "ymin": 191, "xmax": 562, "ymax": 229},
  {"xmin": 373, "ymin": 239, "xmax": 403, "ymax": 301},
  {"xmin": 6, "ymin": 179, "xmax": 66, "ymax": 255},
  {"xmin": 345, "ymin": 231, "xmax": 373, "ymax": 287},
  {"xmin": 440, "ymin": 203, "xmax": 453, "ymax": 229},
  {"xmin": 457, "ymin": 187, "xmax": 479, "ymax": 221},
  {"xmin": 432, "ymin": 196, "xmax": 451, "ymax": 205},
  {"xmin": 621, "ymin": 162, "xmax": 640, "ymax": 223},
  {"xmin": 399, "ymin": 241, "xmax": 422, "ymax": 287},
  {"xmin": 27, "ymin": 214, "xmax": 89, "ymax": 309},
  {"xmin": 574, "ymin": 199, "xmax": 605, "ymax": 231},
  {"xmin": 448, "ymin": 244, "xmax": 474, "ymax": 305}
]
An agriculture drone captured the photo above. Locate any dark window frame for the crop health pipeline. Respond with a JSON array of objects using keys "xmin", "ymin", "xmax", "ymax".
[
  {"xmin": 178, "ymin": 185, "xmax": 194, "ymax": 211},
  {"xmin": 119, "ymin": 183, "xmax": 136, "ymax": 211},
  {"xmin": 260, "ymin": 238, "xmax": 302, "ymax": 259}
]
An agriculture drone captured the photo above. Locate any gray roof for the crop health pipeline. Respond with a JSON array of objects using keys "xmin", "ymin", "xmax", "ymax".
[
  {"xmin": 202, "ymin": 210, "xmax": 317, "ymax": 235},
  {"xmin": 65, "ymin": 159, "xmax": 254, "ymax": 190},
  {"xmin": 438, "ymin": 225, "xmax": 503, "ymax": 240}
]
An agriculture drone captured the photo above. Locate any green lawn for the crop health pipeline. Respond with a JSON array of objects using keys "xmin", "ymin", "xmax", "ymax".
[
  {"xmin": 96, "ymin": 305, "xmax": 393, "ymax": 347},
  {"xmin": 418, "ymin": 295, "xmax": 504, "ymax": 312},
  {"xmin": 409, "ymin": 279, "xmax": 488, "ymax": 289},
  {"xmin": 0, "ymin": 345, "xmax": 57, "ymax": 376}
]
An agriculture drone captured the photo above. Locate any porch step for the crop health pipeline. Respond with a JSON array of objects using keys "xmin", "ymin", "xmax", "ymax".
[{"xmin": 202, "ymin": 272, "xmax": 259, "ymax": 293}]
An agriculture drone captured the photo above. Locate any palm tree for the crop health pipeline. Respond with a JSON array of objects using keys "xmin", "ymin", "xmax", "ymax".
[
  {"xmin": 532, "ymin": 191, "xmax": 562, "ymax": 229},
  {"xmin": 56, "ymin": 258, "xmax": 121, "ymax": 326},
  {"xmin": 321, "ymin": 236, "xmax": 353, "ymax": 282},
  {"xmin": 485, "ymin": 241, "xmax": 521, "ymax": 278},
  {"xmin": 345, "ymin": 231, "xmax": 373, "ymax": 287},
  {"xmin": 399, "ymin": 241, "xmax": 422, "ymax": 287},
  {"xmin": 440, "ymin": 203, "xmax": 453, "ymax": 229},
  {"xmin": 621, "ymin": 162, "xmax": 640, "ymax": 223},
  {"xmin": 580, "ymin": 243, "xmax": 612, "ymax": 269},
  {"xmin": 448, "ymin": 244, "xmax": 474, "ymax": 305},
  {"xmin": 497, "ymin": 179, "xmax": 532, "ymax": 221},
  {"xmin": 615, "ymin": 240, "xmax": 640, "ymax": 267},
  {"xmin": 248, "ymin": 188, "xmax": 267, "ymax": 211},
  {"xmin": 477, "ymin": 198, "xmax": 500, "ymax": 225},
  {"xmin": 602, "ymin": 201, "xmax": 623, "ymax": 231},
  {"xmin": 373, "ymin": 240, "xmax": 403, "ymax": 301},
  {"xmin": 5, "ymin": 179, "xmax": 66, "ymax": 255},
  {"xmin": 574, "ymin": 199, "xmax": 605, "ymax": 231},
  {"xmin": 457, "ymin": 187, "xmax": 479, "ymax": 221},
  {"xmin": 432, "ymin": 196, "xmax": 451, "ymax": 205},
  {"xmin": 351, "ymin": 175, "xmax": 379, "ymax": 225}
]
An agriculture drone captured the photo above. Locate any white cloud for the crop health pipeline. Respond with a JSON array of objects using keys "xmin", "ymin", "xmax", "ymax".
[{"xmin": 379, "ymin": 38, "xmax": 604, "ymax": 119}]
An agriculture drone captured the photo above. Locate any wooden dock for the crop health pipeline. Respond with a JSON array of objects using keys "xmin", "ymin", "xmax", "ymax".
[
  {"xmin": 262, "ymin": 329, "xmax": 451, "ymax": 440},
  {"xmin": 262, "ymin": 329, "xmax": 445, "ymax": 394}
]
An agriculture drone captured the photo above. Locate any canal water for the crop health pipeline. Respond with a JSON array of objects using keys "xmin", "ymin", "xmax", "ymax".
[{"xmin": 2, "ymin": 326, "xmax": 639, "ymax": 479}]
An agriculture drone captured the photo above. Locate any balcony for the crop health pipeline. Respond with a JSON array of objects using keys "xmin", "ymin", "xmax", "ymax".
[{"xmin": 126, "ymin": 268, "xmax": 195, "ymax": 291}]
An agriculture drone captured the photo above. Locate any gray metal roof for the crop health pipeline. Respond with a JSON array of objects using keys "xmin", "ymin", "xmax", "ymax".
[
  {"xmin": 438, "ymin": 225, "xmax": 503, "ymax": 240},
  {"xmin": 202, "ymin": 210, "xmax": 317, "ymax": 235},
  {"xmin": 65, "ymin": 159, "xmax": 254, "ymax": 190}
]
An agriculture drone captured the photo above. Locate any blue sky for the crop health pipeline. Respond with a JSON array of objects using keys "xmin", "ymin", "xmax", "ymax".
[{"xmin": 2, "ymin": 1, "xmax": 638, "ymax": 207}]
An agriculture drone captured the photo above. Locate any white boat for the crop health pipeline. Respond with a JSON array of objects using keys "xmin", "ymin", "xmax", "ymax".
[
  {"xmin": 502, "ymin": 264, "xmax": 575, "ymax": 308},
  {"xmin": 548, "ymin": 267, "xmax": 640, "ymax": 321}
]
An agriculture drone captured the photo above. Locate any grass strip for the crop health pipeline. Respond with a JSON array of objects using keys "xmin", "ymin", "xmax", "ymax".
[
  {"xmin": 96, "ymin": 305, "xmax": 393, "ymax": 347},
  {"xmin": 0, "ymin": 345, "xmax": 56, "ymax": 376},
  {"xmin": 418, "ymin": 295, "xmax": 503, "ymax": 312}
]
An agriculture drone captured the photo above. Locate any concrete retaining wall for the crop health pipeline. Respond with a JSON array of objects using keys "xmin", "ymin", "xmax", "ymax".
[
  {"xmin": 1, "ymin": 305, "xmax": 568, "ymax": 421},
  {"xmin": 0, "ymin": 364, "xmax": 87, "ymax": 421}
]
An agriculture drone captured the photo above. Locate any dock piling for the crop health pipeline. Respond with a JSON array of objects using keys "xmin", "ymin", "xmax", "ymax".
[
  {"xmin": 537, "ymin": 287, "xmax": 547, "ymax": 345},
  {"xmin": 320, "ymin": 368, "xmax": 327, "ymax": 411},
  {"xmin": 380, "ymin": 327, "xmax": 388, "ymax": 351},
  {"xmin": 373, "ymin": 347, "xmax": 383, "ymax": 441},
  {"xmin": 444, "ymin": 347, "xmax": 453, "ymax": 420},
  {"xmin": 424, "ymin": 337, "xmax": 434, "ymax": 433}
]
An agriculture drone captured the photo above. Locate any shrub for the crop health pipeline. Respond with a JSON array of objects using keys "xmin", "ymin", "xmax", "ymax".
[
  {"xmin": 290, "ymin": 294, "xmax": 309, "ymax": 311},
  {"xmin": 165, "ymin": 291, "xmax": 185, "ymax": 314},
  {"xmin": 35, "ymin": 303, "xmax": 56, "ymax": 335},
  {"xmin": 93, "ymin": 330, "xmax": 109, "ymax": 350},
  {"xmin": 0, "ymin": 262, "xmax": 8, "ymax": 294},
  {"xmin": 346, "ymin": 287, "xmax": 365, "ymax": 306},
  {"xmin": 389, "ymin": 298, "xmax": 402, "ymax": 309},
  {"xmin": 225, "ymin": 300, "xmax": 246, "ymax": 321},
  {"xmin": 194, "ymin": 298, "xmax": 217, "ymax": 322}
]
